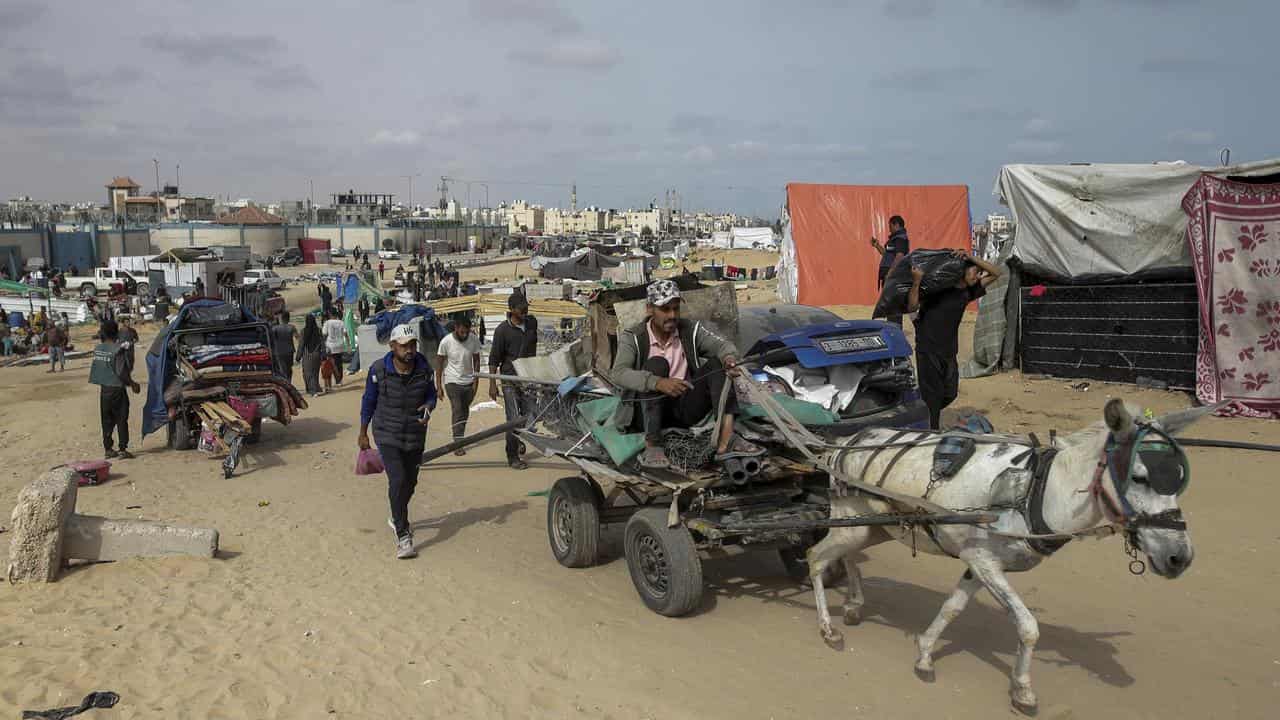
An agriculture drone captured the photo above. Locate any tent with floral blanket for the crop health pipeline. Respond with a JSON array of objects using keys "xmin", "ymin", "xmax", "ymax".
[{"xmin": 1182, "ymin": 174, "xmax": 1280, "ymax": 418}]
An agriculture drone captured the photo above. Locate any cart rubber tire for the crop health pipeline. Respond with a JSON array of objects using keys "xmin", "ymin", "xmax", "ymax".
[
  {"xmin": 135, "ymin": 283, "xmax": 150, "ymax": 297},
  {"xmin": 624, "ymin": 507, "xmax": 703, "ymax": 617},
  {"xmin": 547, "ymin": 476, "xmax": 600, "ymax": 568},
  {"xmin": 169, "ymin": 414, "xmax": 193, "ymax": 451}
]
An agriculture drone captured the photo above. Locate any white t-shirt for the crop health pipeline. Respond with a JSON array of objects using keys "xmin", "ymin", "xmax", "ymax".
[
  {"xmin": 323, "ymin": 319, "xmax": 347, "ymax": 353},
  {"xmin": 436, "ymin": 332, "xmax": 481, "ymax": 386}
]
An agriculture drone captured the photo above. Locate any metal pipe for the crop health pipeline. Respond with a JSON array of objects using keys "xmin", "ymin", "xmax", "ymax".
[{"xmin": 419, "ymin": 416, "xmax": 527, "ymax": 464}]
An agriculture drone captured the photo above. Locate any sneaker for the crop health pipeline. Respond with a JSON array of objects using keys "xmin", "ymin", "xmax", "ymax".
[
  {"xmin": 104, "ymin": 449, "xmax": 119, "ymax": 459},
  {"xmin": 117, "ymin": 449, "xmax": 135, "ymax": 460},
  {"xmin": 639, "ymin": 446, "xmax": 671, "ymax": 470},
  {"xmin": 454, "ymin": 448, "xmax": 466, "ymax": 456},
  {"xmin": 508, "ymin": 459, "xmax": 529, "ymax": 470},
  {"xmin": 396, "ymin": 534, "xmax": 417, "ymax": 559}
]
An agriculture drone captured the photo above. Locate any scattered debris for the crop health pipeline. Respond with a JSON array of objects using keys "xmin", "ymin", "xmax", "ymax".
[
  {"xmin": 21, "ymin": 690, "xmax": 119, "ymax": 719},
  {"xmin": 257, "ymin": 500, "xmax": 270, "ymax": 507},
  {"xmin": 1069, "ymin": 382, "xmax": 1091, "ymax": 392},
  {"xmin": 1136, "ymin": 375, "xmax": 1169, "ymax": 390}
]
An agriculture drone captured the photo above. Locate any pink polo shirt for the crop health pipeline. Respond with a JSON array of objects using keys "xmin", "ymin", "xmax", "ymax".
[{"xmin": 648, "ymin": 320, "xmax": 688, "ymax": 380}]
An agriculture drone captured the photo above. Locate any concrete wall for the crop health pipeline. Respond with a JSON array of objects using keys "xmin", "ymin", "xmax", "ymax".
[
  {"xmin": 93, "ymin": 229, "xmax": 150, "ymax": 261},
  {"xmin": 300, "ymin": 225, "xmax": 507, "ymax": 254},
  {"xmin": 0, "ymin": 229, "xmax": 45, "ymax": 263},
  {"xmin": 148, "ymin": 224, "xmax": 306, "ymax": 254}
]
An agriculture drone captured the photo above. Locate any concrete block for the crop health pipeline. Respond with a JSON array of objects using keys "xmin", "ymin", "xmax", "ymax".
[
  {"xmin": 7, "ymin": 468, "xmax": 78, "ymax": 584},
  {"xmin": 62, "ymin": 515, "xmax": 219, "ymax": 561}
]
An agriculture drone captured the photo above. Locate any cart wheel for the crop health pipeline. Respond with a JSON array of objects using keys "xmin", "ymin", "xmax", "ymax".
[
  {"xmin": 547, "ymin": 476, "xmax": 600, "ymax": 568},
  {"xmin": 624, "ymin": 508, "xmax": 703, "ymax": 617},
  {"xmin": 169, "ymin": 413, "xmax": 193, "ymax": 451}
]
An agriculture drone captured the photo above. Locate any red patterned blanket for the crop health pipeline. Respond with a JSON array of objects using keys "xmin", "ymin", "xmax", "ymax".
[{"xmin": 1183, "ymin": 174, "xmax": 1280, "ymax": 418}]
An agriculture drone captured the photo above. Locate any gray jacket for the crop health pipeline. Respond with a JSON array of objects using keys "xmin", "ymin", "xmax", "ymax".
[{"xmin": 607, "ymin": 317, "xmax": 737, "ymax": 428}]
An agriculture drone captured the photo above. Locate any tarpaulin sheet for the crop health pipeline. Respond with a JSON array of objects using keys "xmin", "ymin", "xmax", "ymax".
[
  {"xmin": 780, "ymin": 183, "xmax": 971, "ymax": 307},
  {"xmin": 1183, "ymin": 174, "xmax": 1280, "ymax": 419},
  {"xmin": 142, "ymin": 298, "xmax": 260, "ymax": 437},
  {"xmin": 995, "ymin": 160, "xmax": 1280, "ymax": 282},
  {"xmin": 539, "ymin": 249, "xmax": 621, "ymax": 281}
]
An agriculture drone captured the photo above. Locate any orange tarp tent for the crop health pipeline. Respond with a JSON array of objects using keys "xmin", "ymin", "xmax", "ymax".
[{"xmin": 784, "ymin": 183, "xmax": 971, "ymax": 307}]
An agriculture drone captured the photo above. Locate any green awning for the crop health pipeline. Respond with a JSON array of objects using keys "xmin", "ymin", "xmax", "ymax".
[{"xmin": 0, "ymin": 279, "xmax": 50, "ymax": 297}]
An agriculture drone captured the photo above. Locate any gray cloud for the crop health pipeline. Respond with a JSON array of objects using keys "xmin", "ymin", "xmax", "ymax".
[
  {"xmin": 0, "ymin": 59, "xmax": 99, "ymax": 128},
  {"xmin": 507, "ymin": 39, "xmax": 620, "ymax": 70},
  {"xmin": 583, "ymin": 120, "xmax": 629, "ymax": 138},
  {"xmin": 875, "ymin": 66, "xmax": 983, "ymax": 91},
  {"xmin": 883, "ymin": 0, "xmax": 937, "ymax": 18},
  {"xmin": 468, "ymin": 0, "xmax": 582, "ymax": 33},
  {"xmin": 669, "ymin": 113, "xmax": 726, "ymax": 135},
  {"xmin": 255, "ymin": 63, "xmax": 319, "ymax": 91},
  {"xmin": 998, "ymin": 0, "xmax": 1079, "ymax": 12},
  {"xmin": 0, "ymin": 2, "xmax": 46, "ymax": 37},
  {"xmin": 142, "ymin": 33, "xmax": 283, "ymax": 66}
]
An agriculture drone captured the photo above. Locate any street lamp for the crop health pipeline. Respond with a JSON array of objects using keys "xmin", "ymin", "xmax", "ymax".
[{"xmin": 152, "ymin": 158, "xmax": 161, "ymax": 223}]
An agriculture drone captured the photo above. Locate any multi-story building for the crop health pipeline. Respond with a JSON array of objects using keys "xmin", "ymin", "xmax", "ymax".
[
  {"xmin": 987, "ymin": 213, "xmax": 1012, "ymax": 234},
  {"xmin": 332, "ymin": 191, "xmax": 394, "ymax": 225},
  {"xmin": 625, "ymin": 206, "xmax": 669, "ymax": 236},
  {"xmin": 508, "ymin": 200, "xmax": 545, "ymax": 233},
  {"xmin": 277, "ymin": 200, "xmax": 311, "ymax": 224}
]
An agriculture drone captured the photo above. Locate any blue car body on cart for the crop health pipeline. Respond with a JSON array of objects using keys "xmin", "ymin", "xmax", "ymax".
[{"xmin": 735, "ymin": 305, "xmax": 928, "ymax": 435}]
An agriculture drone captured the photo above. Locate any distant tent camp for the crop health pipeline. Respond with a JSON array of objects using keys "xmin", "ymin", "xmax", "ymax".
[
  {"xmin": 777, "ymin": 183, "xmax": 972, "ymax": 307},
  {"xmin": 539, "ymin": 249, "xmax": 622, "ymax": 281}
]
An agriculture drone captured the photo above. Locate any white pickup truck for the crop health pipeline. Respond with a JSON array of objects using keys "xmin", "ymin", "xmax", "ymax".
[{"xmin": 66, "ymin": 268, "xmax": 150, "ymax": 297}]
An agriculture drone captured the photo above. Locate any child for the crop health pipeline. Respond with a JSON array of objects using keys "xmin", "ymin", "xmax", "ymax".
[{"xmin": 320, "ymin": 354, "xmax": 336, "ymax": 393}]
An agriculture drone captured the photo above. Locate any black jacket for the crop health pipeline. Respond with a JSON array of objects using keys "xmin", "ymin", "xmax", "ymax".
[{"xmin": 361, "ymin": 352, "xmax": 438, "ymax": 451}]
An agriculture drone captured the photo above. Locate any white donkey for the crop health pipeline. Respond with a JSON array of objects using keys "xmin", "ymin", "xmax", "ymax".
[{"xmin": 806, "ymin": 399, "xmax": 1204, "ymax": 713}]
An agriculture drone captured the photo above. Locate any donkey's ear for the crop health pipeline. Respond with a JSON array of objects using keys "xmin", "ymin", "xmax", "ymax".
[
  {"xmin": 1104, "ymin": 398, "xmax": 1135, "ymax": 438},
  {"xmin": 1157, "ymin": 402, "xmax": 1225, "ymax": 436}
]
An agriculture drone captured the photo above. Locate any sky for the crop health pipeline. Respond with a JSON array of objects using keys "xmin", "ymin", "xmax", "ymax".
[{"xmin": 1, "ymin": 0, "xmax": 1276, "ymax": 218}]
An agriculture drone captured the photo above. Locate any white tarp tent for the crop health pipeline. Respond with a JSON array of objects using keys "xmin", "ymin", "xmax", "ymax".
[
  {"xmin": 730, "ymin": 226, "xmax": 777, "ymax": 249},
  {"xmin": 710, "ymin": 231, "xmax": 732, "ymax": 248},
  {"xmin": 996, "ymin": 160, "xmax": 1280, "ymax": 280}
]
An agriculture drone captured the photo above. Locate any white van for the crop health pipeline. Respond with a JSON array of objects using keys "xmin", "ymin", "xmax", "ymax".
[{"xmin": 242, "ymin": 269, "xmax": 285, "ymax": 290}]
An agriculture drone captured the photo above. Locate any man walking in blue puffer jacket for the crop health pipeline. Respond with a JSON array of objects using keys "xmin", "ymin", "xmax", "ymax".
[{"xmin": 358, "ymin": 323, "xmax": 437, "ymax": 559}]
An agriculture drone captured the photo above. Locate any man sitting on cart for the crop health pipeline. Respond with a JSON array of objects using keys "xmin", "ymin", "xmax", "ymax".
[{"xmin": 610, "ymin": 279, "xmax": 763, "ymax": 470}]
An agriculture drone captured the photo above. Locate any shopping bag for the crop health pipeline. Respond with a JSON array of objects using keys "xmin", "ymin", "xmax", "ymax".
[{"xmin": 355, "ymin": 448, "xmax": 384, "ymax": 475}]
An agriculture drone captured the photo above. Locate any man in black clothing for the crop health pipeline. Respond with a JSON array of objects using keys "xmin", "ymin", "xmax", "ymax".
[
  {"xmin": 487, "ymin": 292, "xmax": 538, "ymax": 469},
  {"xmin": 908, "ymin": 250, "xmax": 1001, "ymax": 429},
  {"xmin": 271, "ymin": 311, "xmax": 298, "ymax": 380},
  {"xmin": 89, "ymin": 320, "xmax": 141, "ymax": 459},
  {"xmin": 871, "ymin": 215, "xmax": 911, "ymax": 325}
]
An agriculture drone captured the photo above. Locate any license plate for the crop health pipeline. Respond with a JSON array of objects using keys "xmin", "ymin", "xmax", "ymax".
[{"xmin": 818, "ymin": 334, "xmax": 886, "ymax": 354}]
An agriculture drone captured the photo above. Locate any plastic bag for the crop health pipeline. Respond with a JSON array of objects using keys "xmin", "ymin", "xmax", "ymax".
[
  {"xmin": 872, "ymin": 250, "xmax": 970, "ymax": 319},
  {"xmin": 355, "ymin": 448, "xmax": 384, "ymax": 475}
]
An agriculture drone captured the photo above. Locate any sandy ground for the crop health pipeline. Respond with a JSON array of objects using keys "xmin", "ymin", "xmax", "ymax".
[{"xmin": 1, "ymin": 258, "xmax": 1278, "ymax": 719}]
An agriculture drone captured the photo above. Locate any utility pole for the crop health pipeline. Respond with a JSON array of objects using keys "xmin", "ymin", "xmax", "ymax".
[
  {"xmin": 175, "ymin": 163, "xmax": 181, "ymax": 195},
  {"xmin": 401, "ymin": 173, "xmax": 421, "ymax": 215},
  {"xmin": 152, "ymin": 158, "xmax": 160, "ymax": 222}
]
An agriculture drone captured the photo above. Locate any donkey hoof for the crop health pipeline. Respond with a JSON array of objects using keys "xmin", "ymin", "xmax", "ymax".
[
  {"xmin": 913, "ymin": 663, "xmax": 936, "ymax": 683},
  {"xmin": 821, "ymin": 627, "xmax": 845, "ymax": 651},
  {"xmin": 1010, "ymin": 687, "xmax": 1038, "ymax": 716},
  {"xmin": 842, "ymin": 606, "xmax": 863, "ymax": 626}
]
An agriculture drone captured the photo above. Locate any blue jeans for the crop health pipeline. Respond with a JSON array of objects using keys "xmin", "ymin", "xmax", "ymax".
[{"xmin": 49, "ymin": 345, "xmax": 65, "ymax": 370}]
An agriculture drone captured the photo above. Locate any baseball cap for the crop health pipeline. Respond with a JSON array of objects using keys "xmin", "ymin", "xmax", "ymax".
[
  {"xmin": 389, "ymin": 323, "xmax": 417, "ymax": 345},
  {"xmin": 646, "ymin": 279, "xmax": 681, "ymax": 307}
]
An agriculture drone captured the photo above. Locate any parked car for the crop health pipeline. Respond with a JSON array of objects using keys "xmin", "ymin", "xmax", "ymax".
[
  {"xmin": 242, "ymin": 269, "xmax": 285, "ymax": 290},
  {"xmin": 377, "ymin": 248, "xmax": 399, "ymax": 260},
  {"xmin": 66, "ymin": 267, "xmax": 150, "ymax": 297},
  {"xmin": 330, "ymin": 247, "xmax": 347, "ymax": 258},
  {"xmin": 734, "ymin": 305, "xmax": 928, "ymax": 435},
  {"xmin": 272, "ymin": 247, "xmax": 303, "ymax": 266}
]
